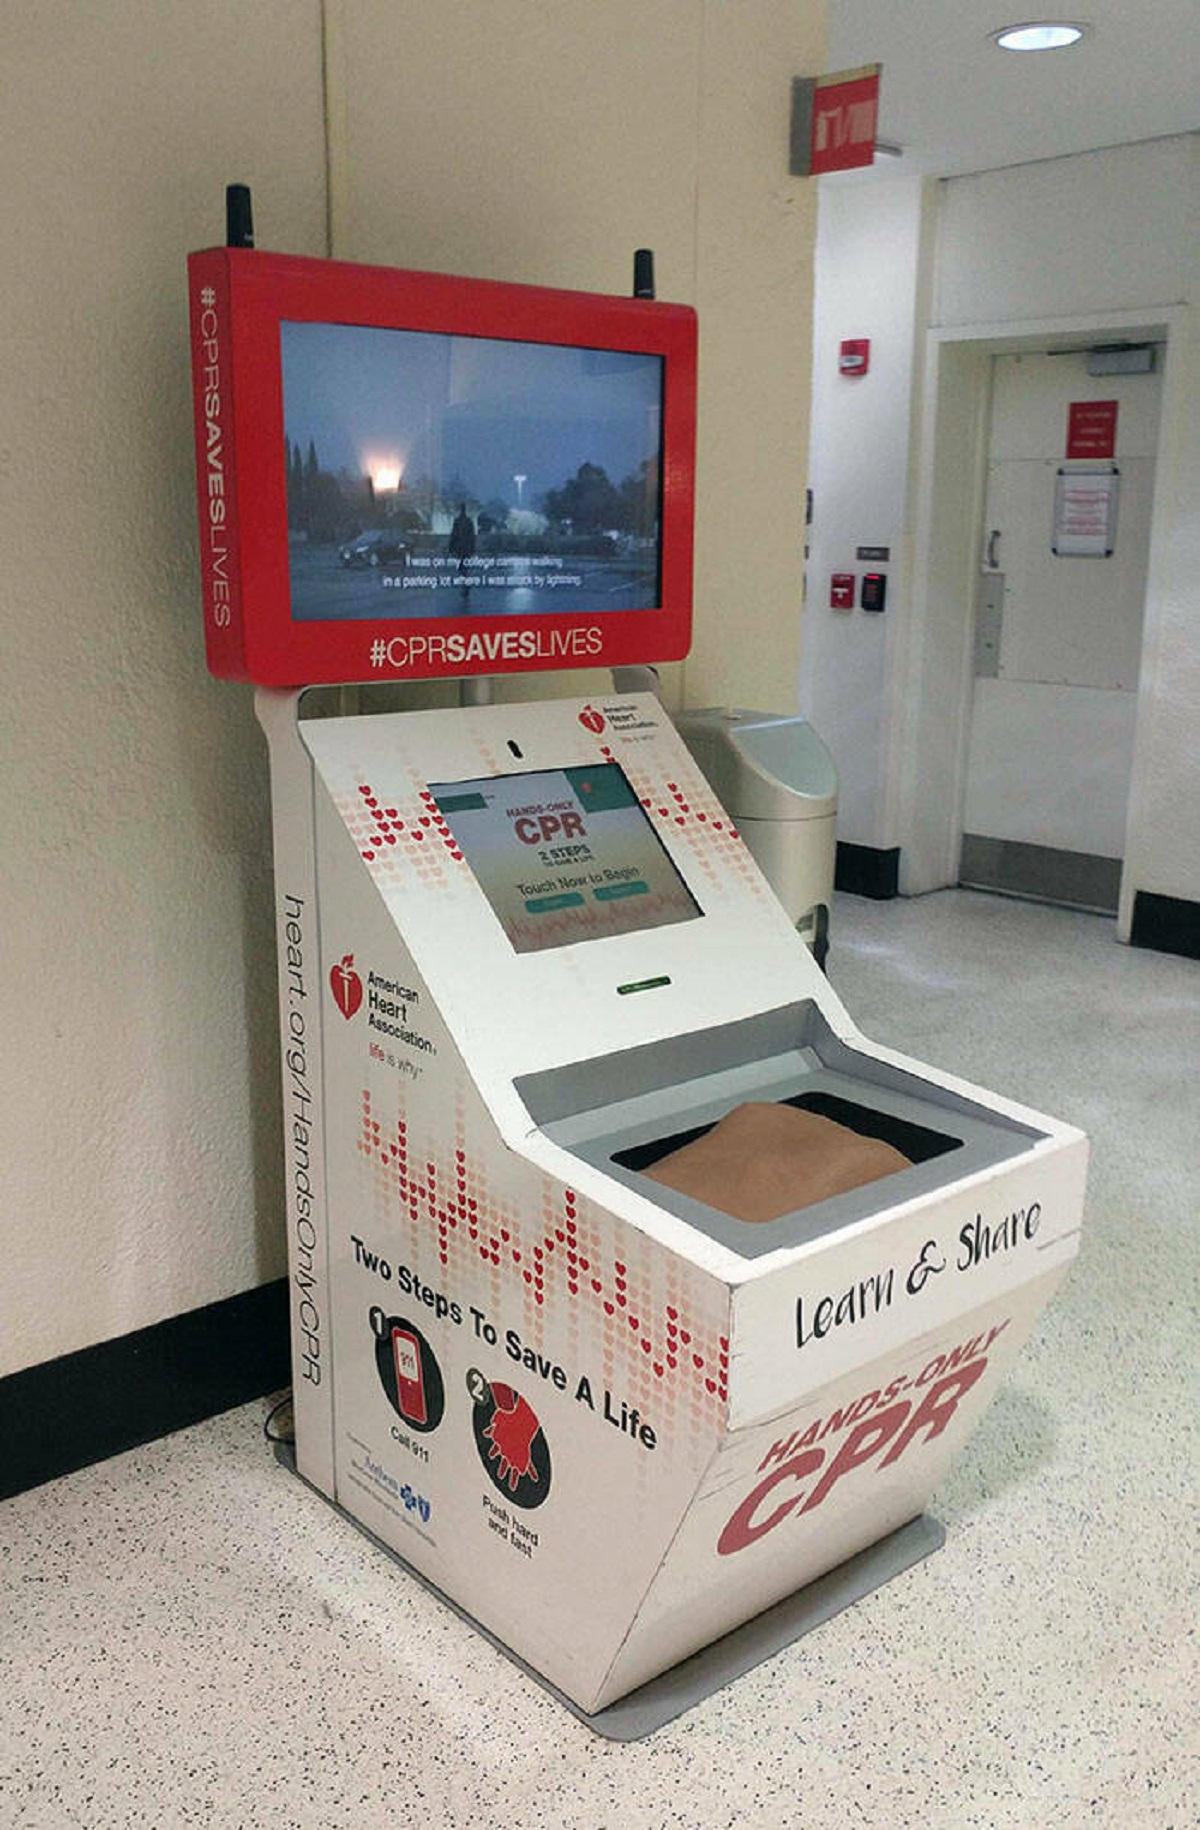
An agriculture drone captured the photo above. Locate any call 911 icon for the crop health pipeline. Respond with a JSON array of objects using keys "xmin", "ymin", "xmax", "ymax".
[
  {"xmin": 468, "ymin": 1370, "xmax": 552, "ymax": 1509},
  {"xmin": 370, "ymin": 1307, "xmax": 445, "ymax": 1432}
]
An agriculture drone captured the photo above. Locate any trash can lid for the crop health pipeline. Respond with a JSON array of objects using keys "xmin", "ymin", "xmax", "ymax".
[{"xmin": 675, "ymin": 708, "xmax": 838, "ymax": 819}]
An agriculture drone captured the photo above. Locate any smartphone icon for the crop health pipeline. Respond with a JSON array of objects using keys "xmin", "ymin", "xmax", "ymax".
[{"xmin": 392, "ymin": 1327, "xmax": 427, "ymax": 1425}]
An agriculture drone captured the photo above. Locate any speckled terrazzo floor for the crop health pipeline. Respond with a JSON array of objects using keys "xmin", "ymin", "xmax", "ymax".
[{"xmin": 2, "ymin": 889, "xmax": 1197, "ymax": 1829}]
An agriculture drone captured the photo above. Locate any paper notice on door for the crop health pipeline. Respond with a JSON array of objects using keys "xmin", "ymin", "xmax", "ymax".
[{"xmin": 1052, "ymin": 468, "xmax": 1119, "ymax": 557}]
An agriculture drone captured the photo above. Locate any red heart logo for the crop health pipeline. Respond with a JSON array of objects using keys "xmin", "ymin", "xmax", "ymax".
[{"xmin": 329, "ymin": 954, "xmax": 364, "ymax": 1019}]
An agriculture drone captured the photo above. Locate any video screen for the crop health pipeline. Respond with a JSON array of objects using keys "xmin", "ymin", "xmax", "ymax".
[
  {"xmin": 429, "ymin": 763, "xmax": 701, "ymax": 954},
  {"xmin": 281, "ymin": 321, "xmax": 664, "ymax": 623}
]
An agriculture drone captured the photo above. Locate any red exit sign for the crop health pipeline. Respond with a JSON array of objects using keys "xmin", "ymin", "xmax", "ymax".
[
  {"xmin": 791, "ymin": 66, "xmax": 881, "ymax": 176},
  {"xmin": 1067, "ymin": 399, "xmax": 1119, "ymax": 460}
]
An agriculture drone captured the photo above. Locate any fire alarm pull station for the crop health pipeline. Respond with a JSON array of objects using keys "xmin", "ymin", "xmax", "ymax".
[
  {"xmin": 861, "ymin": 572, "xmax": 887, "ymax": 613},
  {"xmin": 830, "ymin": 573, "xmax": 855, "ymax": 609},
  {"xmin": 839, "ymin": 338, "xmax": 870, "ymax": 376}
]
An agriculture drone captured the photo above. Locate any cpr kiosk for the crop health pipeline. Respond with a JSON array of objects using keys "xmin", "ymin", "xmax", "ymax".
[{"xmin": 190, "ymin": 241, "xmax": 1087, "ymax": 1731}]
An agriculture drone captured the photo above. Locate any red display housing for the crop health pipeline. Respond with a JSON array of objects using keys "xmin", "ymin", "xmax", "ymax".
[{"xmin": 187, "ymin": 248, "xmax": 697, "ymax": 687}]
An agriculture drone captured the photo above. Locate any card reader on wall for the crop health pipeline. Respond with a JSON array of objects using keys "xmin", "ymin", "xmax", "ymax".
[{"xmin": 861, "ymin": 572, "xmax": 887, "ymax": 613}]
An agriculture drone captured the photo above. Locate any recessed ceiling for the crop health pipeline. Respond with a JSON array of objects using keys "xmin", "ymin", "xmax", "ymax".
[{"xmin": 825, "ymin": 0, "xmax": 1199, "ymax": 179}]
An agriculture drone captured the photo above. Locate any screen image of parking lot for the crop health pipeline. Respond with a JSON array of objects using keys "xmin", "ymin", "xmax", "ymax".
[
  {"xmin": 281, "ymin": 320, "xmax": 664, "ymax": 621},
  {"xmin": 430, "ymin": 764, "xmax": 701, "ymax": 954}
]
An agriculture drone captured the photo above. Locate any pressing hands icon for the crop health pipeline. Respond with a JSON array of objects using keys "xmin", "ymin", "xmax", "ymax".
[{"xmin": 483, "ymin": 1388, "xmax": 541, "ymax": 1492}]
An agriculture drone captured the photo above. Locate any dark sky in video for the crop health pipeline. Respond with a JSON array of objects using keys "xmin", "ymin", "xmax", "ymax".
[{"xmin": 280, "ymin": 319, "xmax": 662, "ymax": 509}]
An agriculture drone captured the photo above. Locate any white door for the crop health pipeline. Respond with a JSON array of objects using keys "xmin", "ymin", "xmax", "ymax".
[{"xmin": 960, "ymin": 350, "xmax": 1161, "ymax": 911}]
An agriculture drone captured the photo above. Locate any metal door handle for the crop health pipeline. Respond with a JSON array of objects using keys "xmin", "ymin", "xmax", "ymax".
[{"xmin": 985, "ymin": 528, "xmax": 1001, "ymax": 569}]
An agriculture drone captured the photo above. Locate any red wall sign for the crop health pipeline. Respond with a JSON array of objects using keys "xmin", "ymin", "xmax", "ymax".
[
  {"xmin": 791, "ymin": 67, "xmax": 880, "ymax": 177},
  {"xmin": 1066, "ymin": 399, "xmax": 1118, "ymax": 460},
  {"xmin": 811, "ymin": 68, "xmax": 880, "ymax": 174}
]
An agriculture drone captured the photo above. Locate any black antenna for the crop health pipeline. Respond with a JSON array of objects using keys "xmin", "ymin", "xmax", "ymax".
[
  {"xmin": 633, "ymin": 248, "xmax": 655, "ymax": 300},
  {"xmin": 226, "ymin": 183, "xmax": 255, "ymax": 249}
]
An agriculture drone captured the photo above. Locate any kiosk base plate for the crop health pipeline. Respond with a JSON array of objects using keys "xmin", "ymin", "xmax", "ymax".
[{"xmin": 276, "ymin": 1444, "xmax": 943, "ymax": 1739}]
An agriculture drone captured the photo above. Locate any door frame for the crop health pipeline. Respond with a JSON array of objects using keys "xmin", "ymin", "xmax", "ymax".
[{"xmin": 890, "ymin": 305, "xmax": 1182, "ymax": 938}]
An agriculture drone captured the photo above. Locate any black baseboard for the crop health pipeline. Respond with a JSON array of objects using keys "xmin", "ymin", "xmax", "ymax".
[
  {"xmin": 0, "ymin": 1279, "xmax": 290, "ymax": 1502},
  {"xmin": 1130, "ymin": 890, "xmax": 1200, "ymax": 961},
  {"xmin": 835, "ymin": 843, "xmax": 900, "ymax": 901}
]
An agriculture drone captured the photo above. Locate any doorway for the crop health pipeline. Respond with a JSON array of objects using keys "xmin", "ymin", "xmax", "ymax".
[
  {"xmin": 959, "ymin": 348, "xmax": 1162, "ymax": 912},
  {"xmin": 894, "ymin": 309, "xmax": 1178, "ymax": 936}
]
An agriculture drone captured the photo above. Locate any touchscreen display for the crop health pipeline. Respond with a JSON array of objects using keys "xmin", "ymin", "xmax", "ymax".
[
  {"xmin": 430, "ymin": 763, "xmax": 701, "ymax": 953},
  {"xmin": 281, "ymin": 321, "xmax": 664, "ymax": 624}
]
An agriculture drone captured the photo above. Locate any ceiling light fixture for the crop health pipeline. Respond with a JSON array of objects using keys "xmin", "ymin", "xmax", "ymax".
[{"xmin": 991, "ymin": 22, "xmax": 1088, "ymax": 51}]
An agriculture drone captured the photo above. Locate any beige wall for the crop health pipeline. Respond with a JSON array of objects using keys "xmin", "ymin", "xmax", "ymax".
[
  {"xmin": 0, "ymin": 1, "xmax": 823, "ymax": 1378},
  {"xmin": 328, "ymin": 0, "xmax": 821, "ymax": 711},
  {"xmin": 0, "ymin": 1, "xmax": 329, "ymax": 1378}
]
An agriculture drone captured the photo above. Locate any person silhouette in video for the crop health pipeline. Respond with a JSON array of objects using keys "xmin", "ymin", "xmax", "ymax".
[{"xmin": 448, "ymin": 503, "xmax": 476, "ymax": 596}]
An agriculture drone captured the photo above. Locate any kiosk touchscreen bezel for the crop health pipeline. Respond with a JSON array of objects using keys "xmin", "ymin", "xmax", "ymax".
[
  {"xmin": 188, "ymin": 249, "xmax": 697, "ymax": 687},
  {"xmin": 429, "ymin": 760, "xmax": 703, "ymax": 954}
]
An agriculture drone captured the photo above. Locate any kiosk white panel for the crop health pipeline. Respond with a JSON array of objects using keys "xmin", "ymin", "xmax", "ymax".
[{"xmin": 258, "ymin": 687, "xmax": 1087, "ymax": 1718}]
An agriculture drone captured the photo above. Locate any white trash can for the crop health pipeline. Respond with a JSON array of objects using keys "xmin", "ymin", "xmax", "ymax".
[{"xmin": 675, "ymin": 706, "xmax": 837, "ymax": 963}]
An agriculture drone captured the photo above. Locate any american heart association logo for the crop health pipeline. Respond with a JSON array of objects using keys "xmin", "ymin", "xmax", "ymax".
[
  {"xmin": 578, "ymin": 704, "xmax": 606, "ymax": 734},
  {"xmin": 329, "ymin": 953, "xmax": 364, "ymax": 1019}
]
